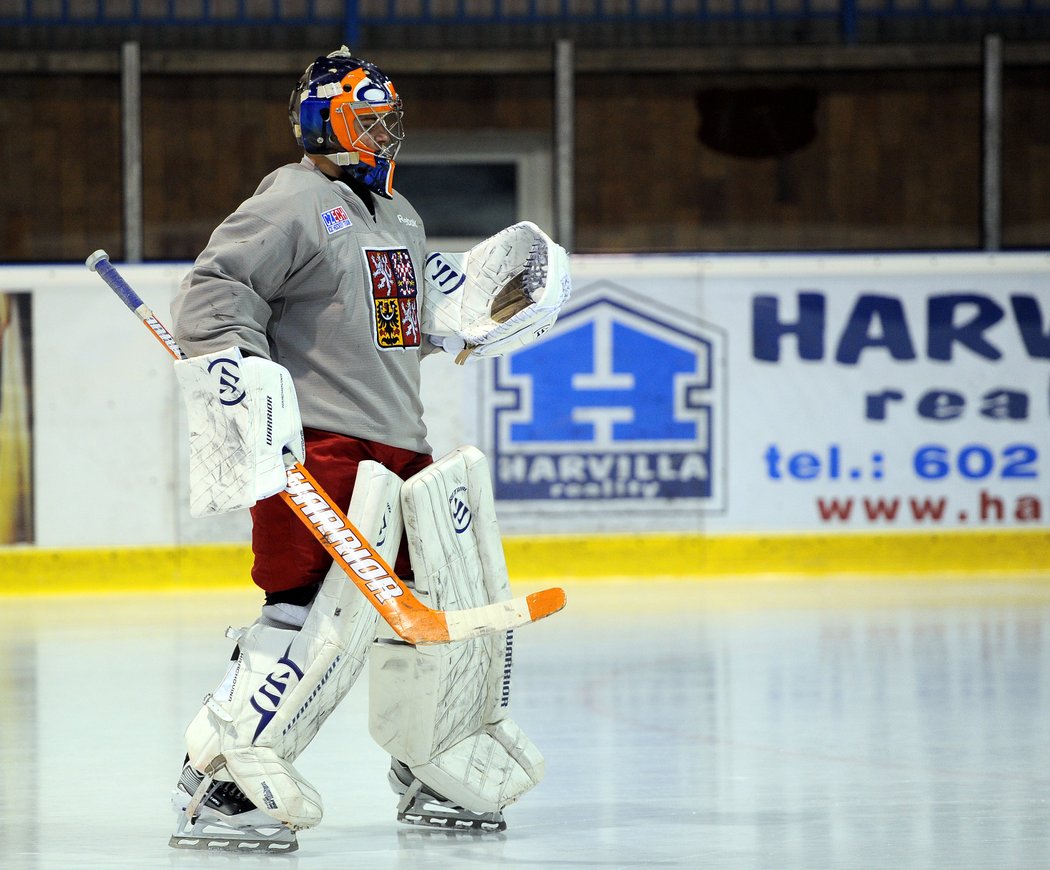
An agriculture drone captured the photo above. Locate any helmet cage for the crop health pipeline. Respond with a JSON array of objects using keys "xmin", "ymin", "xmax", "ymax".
[{"xmin": 331, "ymin": 99, "xmax": 405, "ymax": 166}]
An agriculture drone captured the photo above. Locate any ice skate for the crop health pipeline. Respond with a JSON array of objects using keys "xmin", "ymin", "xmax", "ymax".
[
  {"xmin": 169, "ymin": 761, "xmax": 299, "ymax": 853},
  {"xmin": 389, "ymin": 759, "xmax": 506, "ymax": 833}
]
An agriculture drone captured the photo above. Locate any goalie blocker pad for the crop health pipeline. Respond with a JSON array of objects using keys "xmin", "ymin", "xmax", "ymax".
[
  {"xmin": 174, "ymin": 346, "xmax": 305, "ymax": 517},
  {"xmin": 422, "ymin": 221, "xmax": 571, "ymax": 363},
  {"xmin": 369, "ymin": 446, "xmax": 545, "ymax": 814},
  {"xmin": 181, "ymin": 461, "xmax": 403, "ymax": 829}
]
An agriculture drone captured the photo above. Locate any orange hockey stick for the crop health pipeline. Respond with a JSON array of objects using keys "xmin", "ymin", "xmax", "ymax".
[{"xmin": 86, "ymin": 250, "xmax": 565, "ymax": 644}]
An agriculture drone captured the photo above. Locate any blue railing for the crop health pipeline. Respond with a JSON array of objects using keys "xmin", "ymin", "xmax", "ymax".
[{"xmin": 0, "ymin": 0, "xmax": 1044, "ymax": 45}]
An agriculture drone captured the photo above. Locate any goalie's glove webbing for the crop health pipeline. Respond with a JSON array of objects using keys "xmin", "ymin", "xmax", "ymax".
[{"xmin": 422, "ymin": 221, "xmax": 571, "ymax": 363}]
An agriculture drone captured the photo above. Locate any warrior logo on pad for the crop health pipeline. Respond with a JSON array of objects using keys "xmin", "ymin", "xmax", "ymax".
[
  {"xmin": 364, "ymin": 247, "xmax": 420, "ymax": 349},
  {"xmin": 206, "ymin": 356, "xmax": 246, "ymax": 406}
]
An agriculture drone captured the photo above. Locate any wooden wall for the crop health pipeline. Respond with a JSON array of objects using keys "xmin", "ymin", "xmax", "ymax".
[
  {"xmin": 575, "ymin": 69, "xmax": 986, "ymax": 252},
  {"xmin": 0, "ymin": 64, "xmax": 1047, "ymax": 262},
  {"xmin": 1003, "ymin": 66, "xmax": 1050, "ymax": 248},
  {"xmin": 1, "ymin": 75, "xmax": 122, "ymax": 261}
]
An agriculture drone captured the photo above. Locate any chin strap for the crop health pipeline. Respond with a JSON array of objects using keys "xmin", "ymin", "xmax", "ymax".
[{"xmin": 325, "ymin": 150, "xmax": 360, "ymax": 166}]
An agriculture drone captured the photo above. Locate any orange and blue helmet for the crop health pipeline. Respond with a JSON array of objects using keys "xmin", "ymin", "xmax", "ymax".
[{"xmin": 289, "ymin": 47, "xmax": 405, "ymax": 198}]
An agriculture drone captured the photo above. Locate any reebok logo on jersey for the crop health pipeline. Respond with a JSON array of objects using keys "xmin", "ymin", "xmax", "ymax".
[
  {"xmin": 321, "ymin": 206, "xmax": 353, "ymax": 234},
  {"xmin": 397, "ymin": 214, "xmax": 419, "ymax": 227}
]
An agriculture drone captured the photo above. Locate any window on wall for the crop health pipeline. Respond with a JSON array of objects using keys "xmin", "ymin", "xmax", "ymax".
[
  {"xmin": 394, "ymin": 132, "xmax": 553, "ymax": 252},
  {"xmin": 395, "ymin": 162, "xmax": 517, "ymax": 238}
]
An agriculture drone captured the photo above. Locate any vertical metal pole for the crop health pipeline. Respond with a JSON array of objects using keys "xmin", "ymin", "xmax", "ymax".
[
  {"xmin": 553, "ymin": 39, "xmax": 575, "ymax": 252},
  {"xmin": 840, "ymin": 0, "xmax": 858, "ymax": 44},
  {"xmin": 121, "ymin": 41, "xmax": 144, "ymax": 262},
  {"xmin": 982, "ymin": 33, "xmax": 1003, "ymax": 252},
  {"xmin": 343, "ymin": 0, "xmax": 360, "ymax": 49}
]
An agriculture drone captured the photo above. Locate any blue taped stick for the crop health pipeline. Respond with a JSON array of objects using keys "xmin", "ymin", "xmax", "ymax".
[
  {"xmin": 85, "ymin": 250, "xmax": 187, "ymax": 360},
  {"xmin": 85, "ymin": 249, "xmax": 147, "ymax": 312}
]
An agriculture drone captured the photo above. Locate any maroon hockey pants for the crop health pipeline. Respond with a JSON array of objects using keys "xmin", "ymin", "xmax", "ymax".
[{"xmin": 249, "ymin": 427, "xmax": 433, "ymax": 594}]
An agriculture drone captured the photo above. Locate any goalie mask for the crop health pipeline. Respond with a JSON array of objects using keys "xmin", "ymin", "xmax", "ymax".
[{"xmin": 290, "ymin": 46, "xmax": 405, "ymax": 198}]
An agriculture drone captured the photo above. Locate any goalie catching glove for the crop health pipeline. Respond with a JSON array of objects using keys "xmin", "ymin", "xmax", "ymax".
[
  {"xmin": 422, "ymin": 221, "xmax": 571, "ymax": 363},
  {"xmin": 174, "ymin": 347, "xmax": 305, "ymax": 517}
]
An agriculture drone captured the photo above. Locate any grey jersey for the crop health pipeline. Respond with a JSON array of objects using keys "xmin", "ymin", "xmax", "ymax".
[{"xmin": 172, "ymin": 157, "xmax": 432, "ymax": 454}]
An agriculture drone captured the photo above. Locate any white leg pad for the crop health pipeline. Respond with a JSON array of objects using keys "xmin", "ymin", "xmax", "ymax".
[
  {"xmin": 407, "ymin": 719, "xmax": 545, "ymax": 814},
  {"xmin": 369, "ymin": 446, "xmax": 543, "ymax": 814},
  {"xmin": 184, "ymin": 460, "xmax": 404, "ymax": 829}
]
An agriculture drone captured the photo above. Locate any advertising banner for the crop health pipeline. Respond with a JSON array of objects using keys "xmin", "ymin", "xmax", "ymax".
[
  {"xmin": 0, "ymin": 291, "xmax": 33, "ymax": 544},
  {"xmin": 485, "ymin": 254, "xmax": 1050, "ymax": 536}
]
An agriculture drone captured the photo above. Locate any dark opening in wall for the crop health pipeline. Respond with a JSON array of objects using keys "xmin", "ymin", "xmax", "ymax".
[{"xmin": 696, "ymin": 88, "xmax": 819, "ymax": 159}]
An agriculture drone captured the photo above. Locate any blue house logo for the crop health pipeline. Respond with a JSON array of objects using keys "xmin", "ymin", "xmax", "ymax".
[{"xmin": 488, "ymin": 283, "xmax": 725, "ymax": 507}]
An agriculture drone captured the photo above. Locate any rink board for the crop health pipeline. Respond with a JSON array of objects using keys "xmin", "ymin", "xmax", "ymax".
[
  {"xmin": 1, "ymin": 253, "xmax": 1049, "ymax": 590},
  {"xmin": 2, "ymin": 529, "xmax": 1049, "ymax": 595}
]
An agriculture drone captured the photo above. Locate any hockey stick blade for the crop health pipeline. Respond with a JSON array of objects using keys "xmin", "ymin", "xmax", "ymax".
[{"xmin": 85, "ymin": 250, "xmax": 567, "ymax": 645}]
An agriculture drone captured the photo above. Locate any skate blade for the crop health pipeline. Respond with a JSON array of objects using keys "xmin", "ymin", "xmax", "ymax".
[
  {"xmin": 398, "ymin": 810, "xmax": 506, "ymax": 833},
  {"xmin": 168, "ymin": 832, "xmax": 298, "ymax": 853}
]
